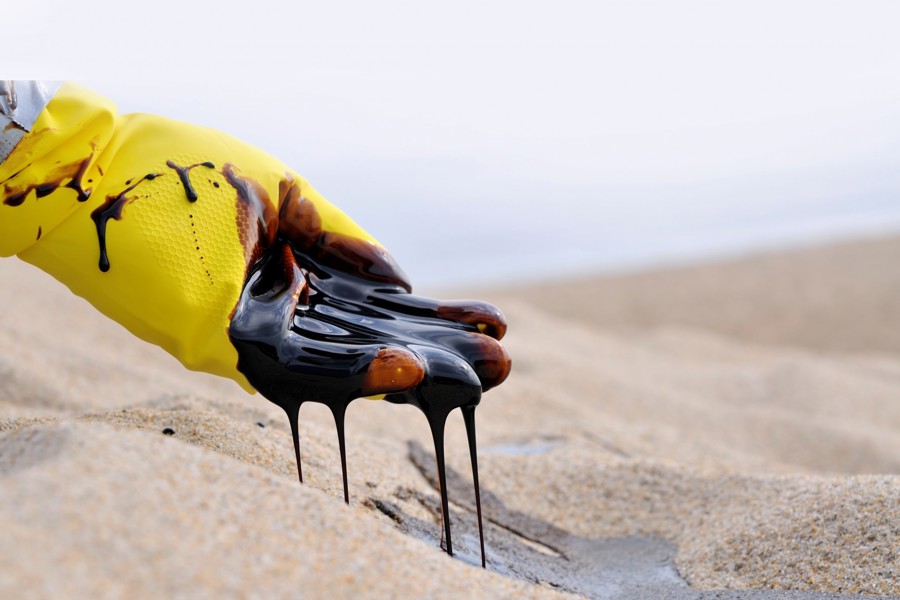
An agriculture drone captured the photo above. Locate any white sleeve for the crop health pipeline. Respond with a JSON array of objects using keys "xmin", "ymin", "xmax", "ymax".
[{"xmin": 0, "ymin": 80, "xmax": 63, "ymax": 164}]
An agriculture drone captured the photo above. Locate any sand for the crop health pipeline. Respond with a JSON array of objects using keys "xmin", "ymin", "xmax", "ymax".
[{"xmin": 1, "ymin": 234, "xmax": 898, "ymax": 599}]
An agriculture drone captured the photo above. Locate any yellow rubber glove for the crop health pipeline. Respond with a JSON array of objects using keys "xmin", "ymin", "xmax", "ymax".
[
  {"xmin": 0, "ymin": 82, "xmax": 409, "ymax": 391},
  {"xmin": 1, "ymin": 82, "xmax": 511, "ymax": 546}
]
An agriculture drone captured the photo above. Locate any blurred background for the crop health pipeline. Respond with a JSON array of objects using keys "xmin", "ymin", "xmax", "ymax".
[{"xmin": 10, "ymin": 0, "xmax": 900, "ymax": 288}]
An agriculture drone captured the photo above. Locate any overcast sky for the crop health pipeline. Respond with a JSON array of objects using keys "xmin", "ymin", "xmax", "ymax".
[{"xmin": 10, "ymin": 1, "xmax": 900, "ymax": 287}]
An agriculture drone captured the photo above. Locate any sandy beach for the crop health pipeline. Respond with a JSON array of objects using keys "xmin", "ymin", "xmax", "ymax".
[{"xmin": 1, "ymin": 234, "xmax": 898, "ymax": 599}]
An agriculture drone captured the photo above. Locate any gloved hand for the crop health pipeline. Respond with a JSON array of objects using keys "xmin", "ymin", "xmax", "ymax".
[
  {"xmin": 1, "ymin": 81, "xmax": 510, "ymax": 561},
  {"xmin": 0, "ymin": 81, "xmax": 438, "ymax": 390}
]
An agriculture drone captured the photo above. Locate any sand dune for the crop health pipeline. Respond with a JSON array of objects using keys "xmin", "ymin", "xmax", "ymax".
[
  {"xmin": 1, "ymin": 236, "xmax": 898, "ymax": 598},
  {"xmin": 486, "ymin": 235, "xmax": 900, "ymax": 356}
]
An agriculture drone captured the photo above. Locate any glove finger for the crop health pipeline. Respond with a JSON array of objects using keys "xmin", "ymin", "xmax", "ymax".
[
  {"xmin": 370, "ymin": 293, "xmax": 508, "ymax": 340},
  {"xmin": 278, "ymin": 184, "xmax": 411, "ymax": 291},
  {"xmin": 430, "ymin": 330, "xmax": 511, "ymax": 392}
]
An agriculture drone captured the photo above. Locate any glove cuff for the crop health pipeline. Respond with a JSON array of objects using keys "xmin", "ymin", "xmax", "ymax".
[
  {"xmin": 0, "ymin": 81, "xmax": 62, "ymax": 165},
  {"xmin": 0, "ymin": 81, "xmax": 118, "ymax": 257}
]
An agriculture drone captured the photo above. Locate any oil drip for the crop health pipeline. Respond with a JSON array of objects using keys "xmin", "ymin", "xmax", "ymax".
[
  {"xmin": 228, "ymin": 240, "xmax": 510, "ymax": 564},
  {"xmin": 166, "ymin": 160, "xmax": 215, "ymax": 202},
  {"xmin": 90, "ymin": 173, "xmax": 162, "ymax": 272}
]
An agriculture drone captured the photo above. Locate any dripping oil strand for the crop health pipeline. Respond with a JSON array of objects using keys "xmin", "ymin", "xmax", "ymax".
[
  {"xmin": 166, "ymin": 160, "xmax": 215, "ymax": 202},
  {"xmin": 285, "ymin": 404, "xmax": 304, "ymax": 483},
  {"xmin": 330, "ymin": 403, "xmax": 351, "ymax": 505},
  {"xmin": 462, "ymin": 405, "xmax": 486, "ymax": 568},
  {"xmin": 428, "ymin": 408, "xmax": 454, "ymax": 556},
  {"xmin": 91, "ymin": 173, "xmax": 162, "ymax": 272}
]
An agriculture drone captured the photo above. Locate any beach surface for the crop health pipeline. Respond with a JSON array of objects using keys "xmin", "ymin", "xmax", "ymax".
[{"xmin": 1, "ymin": 235, "xmax": 898, "ymax": 599}]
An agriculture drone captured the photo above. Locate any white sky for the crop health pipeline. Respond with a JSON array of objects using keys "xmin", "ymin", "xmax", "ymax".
[{"xmin": 9, "ymin": 0, "xmax": 900, "ymax": 286}]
